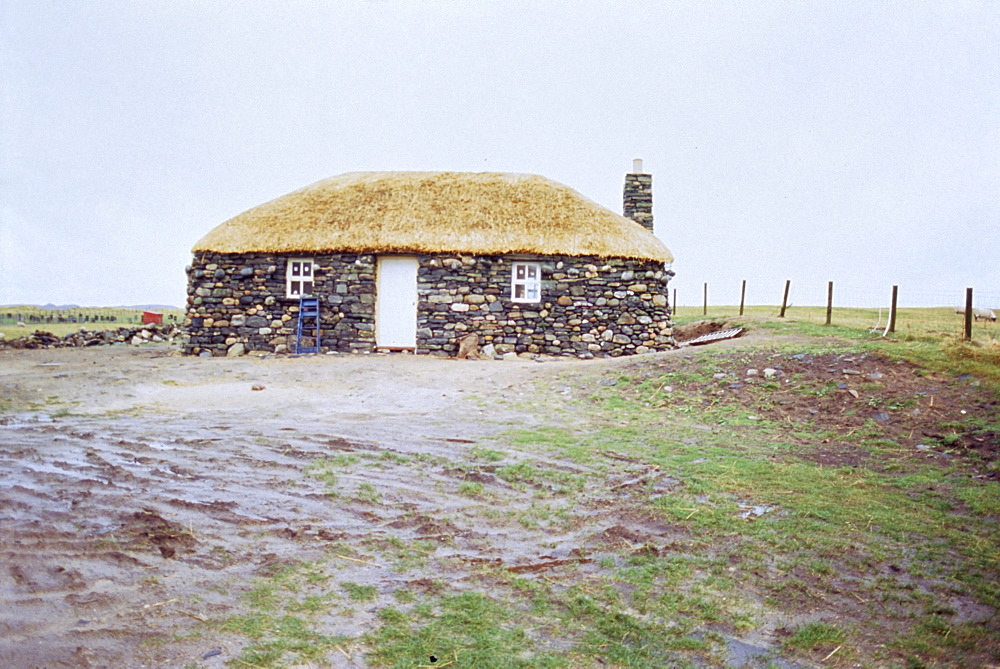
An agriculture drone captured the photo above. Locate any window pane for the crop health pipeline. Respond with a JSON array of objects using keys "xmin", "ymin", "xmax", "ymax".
[
  {"xmin": 527, "ymin": 286, "xmax": 538, "ymax": 300},
  {"xmin": 514, "ymin": 284, "xmax": 525, "ymax": 298},
  {"xmin": 527, "ymin": 265, "xmax": 537, "ymax": 279},
  {"xmin": 515, "ymin": 265, "xmax": 525, "ymax": 279},
  {"xmin": 291, "ymin": 262, "xmax": 301, "ymax": 277},
  {"xmin": 302, "ymin": 263, "xmax": 312, "ymax": 277},
  {"xmin": 303, "ymin": 281, "xmax": 313, "ymax": 295},
  {"xmin": 290, "ymin": 281, "xmax": 300, "ymax": 295}
]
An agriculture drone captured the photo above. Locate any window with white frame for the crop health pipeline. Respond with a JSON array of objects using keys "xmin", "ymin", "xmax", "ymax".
[
  {"xmin": 510, "ymin": 262, "xmax": 541, "ymax": 303},
  {"xmin": 286, "ymin": 258, "xmax": 315, "ymax": 298}
]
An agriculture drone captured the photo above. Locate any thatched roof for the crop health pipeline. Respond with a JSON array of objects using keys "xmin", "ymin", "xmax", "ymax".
[{"xmin": 193, "ymin": 172, "xmax": 673, "ymax": 262}]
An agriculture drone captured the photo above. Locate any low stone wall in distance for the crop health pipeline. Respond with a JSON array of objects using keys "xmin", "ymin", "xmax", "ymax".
[{"xmin": 0, "ymin": 324, "xmax": 179, "ymax": 350}]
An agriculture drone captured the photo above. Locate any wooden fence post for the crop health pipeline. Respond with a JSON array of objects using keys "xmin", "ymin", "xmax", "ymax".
[
  {"xmin": 703, "ymin": 283, "xmax": 708, "ymax": 316},
  {"xmin": 964, "ymin": 287, "xmax": 973, "ymax": 341},
  {"xmin": 779, "ymin": 280, "xmax": 791, "ymax": 318},
  {"xmin": 888, "ymin": 285, "xmax": 898, "ymax": 334},
  {"xmin": 825, "ymin": 281, "xmax": 833, "ymax": 325},
  {"xmin": 739, "ymin": 280, "xmax": 746, "ymax": 316},
  {"xmin": 672, "ymin": 288, "xmax": 677, "ymax": 314}
]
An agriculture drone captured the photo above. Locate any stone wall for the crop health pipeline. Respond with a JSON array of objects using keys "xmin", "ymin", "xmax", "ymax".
[
  {"xmin": 416, "ymin": 254, "xmax": 673, "ymax": 358},
  {"xmin": 184, "ymin": 252, "xmax": 376, "ymax": 357},
  {"xmin": 0, "ymin": 324, "xmax": 178, "ymax": 350},
  {"xmin": 184, "ymin": 252, "xmax": 673, "ymax": 358},
  {"xmin": 623, "ymin": 172, "xmax": 653, "ymax": 232}
]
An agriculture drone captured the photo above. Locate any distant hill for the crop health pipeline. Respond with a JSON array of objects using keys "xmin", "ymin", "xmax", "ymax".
[{"xmin": 2, "ymin": 304, "xmax": 182, "ymax": 311}]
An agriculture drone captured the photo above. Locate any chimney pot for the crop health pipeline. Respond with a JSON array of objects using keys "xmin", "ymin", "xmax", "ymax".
[{"xmin": 632, "ymin": 158, "xmax": 644, "ymax": 174}]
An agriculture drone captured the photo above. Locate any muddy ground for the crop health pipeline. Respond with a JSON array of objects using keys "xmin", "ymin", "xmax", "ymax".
[
  {"xmin": 0, "ymin": 328, "xmax": 996, "ymax": 668},
  {"xmin": 3, "ymin": 339, "xmax": 653, "ymax": 668}
]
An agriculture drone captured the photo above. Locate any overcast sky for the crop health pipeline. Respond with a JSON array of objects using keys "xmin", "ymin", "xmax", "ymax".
[{"xmin": 2, "ymin": 1, "xmax": 997, "ymax": 309}]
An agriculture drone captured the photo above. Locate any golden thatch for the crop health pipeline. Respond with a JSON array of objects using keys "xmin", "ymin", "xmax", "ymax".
[{"xmin": 193, "ymin": 171, "xmax": 673, "ymax": 262}]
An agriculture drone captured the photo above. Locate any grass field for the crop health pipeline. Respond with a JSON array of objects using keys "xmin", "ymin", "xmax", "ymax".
[
  {"xmin": 0, "ymin": 306, "xmax": 185, "ymax": 339},
  {"xmin": 674, "ymin": 305, "xmax": 999, "ymax": 346}
]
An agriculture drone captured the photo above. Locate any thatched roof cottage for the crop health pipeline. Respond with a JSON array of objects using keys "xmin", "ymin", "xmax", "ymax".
[{"xmin": 184, "ymin": 165, "xmax": 674, "ymax": 358}]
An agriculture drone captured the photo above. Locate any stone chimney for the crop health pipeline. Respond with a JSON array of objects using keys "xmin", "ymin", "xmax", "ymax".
[{"xmin": 623, "ymin": 158, "xmax": 653, "ymax": 232}]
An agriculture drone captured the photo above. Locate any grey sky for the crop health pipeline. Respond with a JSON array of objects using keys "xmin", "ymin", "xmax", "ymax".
[{"xmin": 2, "ymin": 1, "xmax": 997, "ymax": 309}]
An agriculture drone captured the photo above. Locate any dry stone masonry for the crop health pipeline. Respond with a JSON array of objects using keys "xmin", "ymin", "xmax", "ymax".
[
  {"xmin": 0, "ymin": 324, "xmax": 179, "ymax": 350},
  {"xmin": 183, "ymin": 165, "xmax": 676, "ymax": 358},
  {"xmin": 416, "ymin": 254, "xmax": 672, "ymax": 358},
  {"xmin": 184, "ymin": 253, "xmax": 375, "ymax": 357},
  {"xmin": 623, "ymin": 172, "xmax": 654, "ymax": 233},
  {"xmin": 183, "ymin": 252, "xmax": 674, "ymax": 358}
]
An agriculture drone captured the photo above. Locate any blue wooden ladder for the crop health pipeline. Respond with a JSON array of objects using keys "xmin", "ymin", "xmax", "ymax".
[{"xmin": 295, "ymin": 297, "xmax": 321, "ymax": 354}]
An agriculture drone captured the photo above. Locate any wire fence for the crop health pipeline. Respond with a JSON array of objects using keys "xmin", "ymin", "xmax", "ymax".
[
  {"xmin": 672, "ymin": 280, "xmax": 1000, "ymax": 313},
  {"xmin": 670, "ymin": 280, "xmax": 1000, "ymax": 343}
]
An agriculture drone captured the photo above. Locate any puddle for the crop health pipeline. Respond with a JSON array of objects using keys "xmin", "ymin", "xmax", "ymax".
[{"xmin": 724, "ymin": 635, "xmax": 805, "ymax": 668}]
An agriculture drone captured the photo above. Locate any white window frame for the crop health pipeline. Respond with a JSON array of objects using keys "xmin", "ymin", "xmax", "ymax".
[
  {"xmin": 286, "ymin": 258, "xmax": 315, "ymax": 298},
  {"xmin": 510, "ymin": 261, "xmax": 541, "ymax": 303}
]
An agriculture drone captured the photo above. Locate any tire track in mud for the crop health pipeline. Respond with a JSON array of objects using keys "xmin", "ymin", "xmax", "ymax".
[
  {"xmin": 0, "ymin": 396, "xmax": 685, "ymax": 667},
  {"xmin": 0, "ymin": 348, "xmax": 696, "ymax": 666}
]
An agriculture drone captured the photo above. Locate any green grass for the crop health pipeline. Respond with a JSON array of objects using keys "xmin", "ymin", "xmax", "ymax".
[
  {"xmin": 210, "ymin": 316, "xmax": 999, "ymax": 667},
  {"xmin": 356, "ymin": 482, "xmax": 382, "ymax": 503},
  {"xmin": 366, "ymin": 592, "xmax": 567, "ymax": 669},
  {"xmin": 222, "ymin": 613, "xmax": 350, "ymax": 667},
  {"xmin": 675, "ymin": 305, "xmax": 1000, "ymax": 386},
  {"xmin": 341, "ymin": 582, "xmax": 379, "ymax": 602},
  {"xmin": 563, "ymin": 590, "xmax": 699, "ymax": 665},
  {"xmin": 496, "ymin": 461, "xmax": 541, "ymax": 486},
  {"xmin": 458, "ymin": 480, "xmax": 485, "ymax": 497},
  {"xmin": 499, "ymin": 323, "xmax": 996, "ymax": 663},
  {"xmin": 784, "ymin": 621, "xmax": 846, "ymax": 650},
  {"xmin": 218, "ymin": 560, "xmax": 353, "ymax": 667},
  {"xmin": 674, "ymin": 305, "xmax": 999, "ymax": 341},
  {"xmin": 469, "ymin": 445, "xmax": 506, "ymax": 462}
]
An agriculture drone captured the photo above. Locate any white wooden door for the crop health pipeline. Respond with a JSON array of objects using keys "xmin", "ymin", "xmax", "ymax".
[{"xmin": 376, "ymin": 256, "xmax": 418, "ymax": 348}]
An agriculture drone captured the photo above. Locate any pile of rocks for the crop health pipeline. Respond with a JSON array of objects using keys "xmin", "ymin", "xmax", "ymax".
[{"xmin": 0, "ymin": 324, "xmax": 178, "ymax": 350}]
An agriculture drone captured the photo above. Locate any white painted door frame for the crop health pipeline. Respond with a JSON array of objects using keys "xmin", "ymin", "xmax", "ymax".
[{"xmin": 375, "ymin": 255, "xmax": 418, "ymax": 348}]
